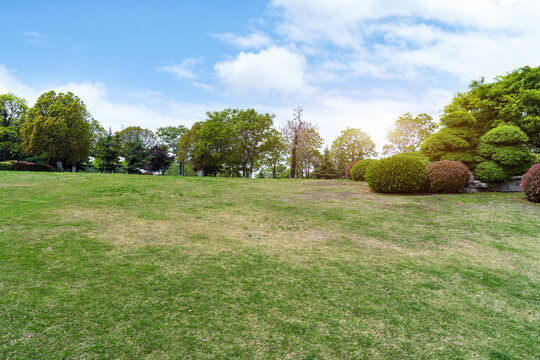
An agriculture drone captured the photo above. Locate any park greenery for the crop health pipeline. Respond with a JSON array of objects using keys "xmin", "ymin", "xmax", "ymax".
[{"xmin": 0, "ymin": 65, "xmax": 539, "ymax": 200}]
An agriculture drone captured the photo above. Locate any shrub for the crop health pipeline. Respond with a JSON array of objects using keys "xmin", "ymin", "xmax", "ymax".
[
  {"xmin": 440, "ymin": 110, "xmax": 476, "ymax": 127},
  {"xmin": 481, "ymin": 124, "xmax": 529, "ymax": 145},
  {"xmin": 365, "ymin": 155, "xmax": 428, "ymax": 193},
  {"xmin": 532, "ymin": 153, "xmax": 540, "ymax": 164},
  {"xmin": 345, "ymin": 160, "xmax": 361, "ymax": 180},
  {"xmin": 426, "ymin": 160, "xmax": 471, "ymax": 193},
  {"xmin": 350, "ymin": 159, "xmax": 378, "ymax": 181},
  {"xmin": 474, "ymin": 124, "xmax": 532, "ymax": 181},
  {"xmin": 521, "ymin": 163, "xmax": 540, "ymax": 203},
  {"xmin": 11, "ymin": 161, "xmax": 53, "ymax": 172},
  {"xmin": 392, "ymin": 151, "xmax": 430, "ymax": 165},
  {"xmin": 474, "ymin": 161, "xmax": 508, "ymax": 182},
  {"xmin": 0, "ymin": 161, "xmax": 15, "ymax": 171}
]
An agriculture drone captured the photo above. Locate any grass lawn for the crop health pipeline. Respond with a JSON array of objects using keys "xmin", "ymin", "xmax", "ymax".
[{"xmin": 0, "ymin": 172, "xmax": 539, "ymax": 359}]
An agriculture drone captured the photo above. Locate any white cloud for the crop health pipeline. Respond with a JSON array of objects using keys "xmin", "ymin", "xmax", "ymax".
[
  {"xmin": 24, "ymin": 31, "xmax": 51, "ymax": 47},
  {"xmin": 214, "ymin": 32, "xmax": 273, "ymax": 49},
  {"xmin": 0, "ymin": 65, "xmax": 208, "ymax": 132},
  {"xmin": 270, "ymin": 0, "xmax": 540, "ymax": 81},
  {"xmin": 158, "ymin": 58, "xmax": 202, "ymax": 80},
  {"xmin": 214, "ymin": 46, "xmax": 313, "ymax": 94}
]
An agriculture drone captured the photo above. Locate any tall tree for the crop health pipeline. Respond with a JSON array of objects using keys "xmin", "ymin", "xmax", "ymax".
[
  {"xmin": 443, "ymin": 65, "xmax": 540, "ymax": 151},
  {"xmin": 116, "ymin": 126, "xmax": 156, "ymax": 156},
  {"xmin": 157, "ymin": 125, "xmax": 187, "ymax": 176},
  {"xmin": 89, "ymin": 118, "xmax": 107, "ymax": 158},
  {"xmin": 146, "ymin": 145, "xmax": 174, "ymax": 175},
  {"xmin": 124, "ymin": 139, "xmax": 151, "ymax": 174},
  {"xmin": 94, "ymin": 128, "xmax": 121, "ymax": 173},
  {"xmin": 0, "ymin": 93, "xmax": 28, "ymax": 161},
  {"xmin": 178, "ymin": 122, "xmax": 202, "ymax": 176},
  {"xmin": 331, "ymin": 128, "xmax": 377, "ymax": 175},
  {"xmin": 297, "ymin": 128, "xmax": 323, "ymax": 178},
  {"xmin": 382, "ymin": 113, "xmax": 437, "ymax": 155},
  {"xmin": 314, "ymin": 147, "xmax": 339, "ymax": 179},
  {"xmin": 281, "ymin": 107, "xmax": 319, "ymax": 178},
  {"xmin": 231, "ymin": 109, "xmax": 275, "ymax": 178},
  {"xmin": 261, "ymin": 129, "xmax": 286, "ymax": 178},
  {"xmin": 21, "ymin": 91, "xmax": 92, "ymax": 172}
]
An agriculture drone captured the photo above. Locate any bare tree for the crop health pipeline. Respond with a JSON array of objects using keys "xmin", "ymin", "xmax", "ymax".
[{"xmin": 281, "ymin": 107, "xmax": 320, "ymax": 178}]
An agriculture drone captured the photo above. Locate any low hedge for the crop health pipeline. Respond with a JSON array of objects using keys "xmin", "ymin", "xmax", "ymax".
[
  {"xmin": 350, "ymin": 159, "xmax": 378, "ymax": 181},
  {"xmin": 474, "ymin": 161, "xmax": 508, "ymax": 183},
  {"xmin": 426, "ymin": 160, "xmax": 470, "ymax": 193},
  {"xmin": 365, "ymin": 155, "xmax": 428, "ymax": 193},
  {"xmin": 11, "ymin": 161, "xmax": 54, "ymax": 172},
  {"xmin": 521, "ymin": 163, "xmax": 540, "ymax": 203},
  {"xmin": 0, "ymin": 161, "xmax": 15, "ymax": 171}
]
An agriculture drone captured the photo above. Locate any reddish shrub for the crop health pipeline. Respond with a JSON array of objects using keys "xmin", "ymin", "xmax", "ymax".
[
  {"xmin": 142, "ymin": 171, "xmax": 154, "ymax": 175},
  {"xmin": 345, "ymin": 160, "xmax": 361, "ymax": 180},
  {"xmin": 521, "ymin": 163, "xmax": 540, "ymax": 203},
  {"xmin": 11, "ymin": 161, "xmax": 53, "ymax": 172},
  {"xmin": 426, "ymin": 160, "xmax": 470, "ymax": 193}
]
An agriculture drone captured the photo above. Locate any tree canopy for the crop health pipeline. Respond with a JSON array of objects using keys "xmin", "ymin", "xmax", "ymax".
[
  {"xmin": 331, "ymin": 127, "xmax": 377, "ymax": 175},
  {"xmin": 383, "ymin": 113, "xmax": 437, "ymax": 155},
  {"xmin": 0, "ymin": 93, "xmax": 28, "ymax": 161},
  {"xmin": 21, "ymin": 91, "xmax": 92, "ymax": 170}
]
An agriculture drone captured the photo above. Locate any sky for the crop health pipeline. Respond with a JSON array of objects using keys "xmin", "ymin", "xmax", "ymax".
[{"xmin": 1, "ymin": 0, "xmax": 539, "ymax": 151}]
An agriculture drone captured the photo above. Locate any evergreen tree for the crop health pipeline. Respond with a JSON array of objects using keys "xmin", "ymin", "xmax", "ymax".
[{"xmin": 315, "ymin": 147, "xmax": 339, "ymax": 179}]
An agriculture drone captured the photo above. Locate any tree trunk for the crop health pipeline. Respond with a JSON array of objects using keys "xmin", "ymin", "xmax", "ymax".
[
  {"xmin": 2, "ymin": 148, "xmax": 8, "ymax": 162},
  {"xmin": 291, "ymin": 145, "xmax": 297, "ymax": 178},
  {"xmin": 72, "ymin": 165, "xmax": 76, "ymax": 172},
  {"xmin": 56, "ymin": 161, "xmax": 63, "ymax": 172},
  {"xmin": 272, "ymin": 164, "xmax": 276, "ymax": 178}
]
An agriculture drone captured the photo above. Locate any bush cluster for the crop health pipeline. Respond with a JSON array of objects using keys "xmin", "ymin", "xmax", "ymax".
[
  {"xmin": 345, "ymin": 160, "xmax": 361, "ymax": 180},
  {"xmin": 11, "ymin": 161, "xmax": 54, "ymax": 172},
  {"xmin": 426, "ymin": 160, "xmax": 471, "ymax": 193},
  {"xmin": 0, "ymin": 162, "xmax": 15, "ymax": 171},
  {"xmin": 350, "ymin": 159, "xmax": 378, "ymax": 181},
  {"xmin": 521, "ymin": 163, "xmax": 540, "ymax": 203},
  {"xmin": 474, "ymin": 125, "xmax": 532, "ymax": 182},
  {"xmin": 365, "ymin": 155, "xmax": 428, "ymax": 193}
]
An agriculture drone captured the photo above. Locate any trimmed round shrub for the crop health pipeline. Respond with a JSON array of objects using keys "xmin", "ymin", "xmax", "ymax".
[
  {"xmin": 481, "ymin": 124, "xmax": 529, "ymax": 145},
  {"xmin": 474, "ymin": 161, "xmax": 508, "ymax": 182},
  {"xmin": 440, "ymin": 110, "xmax": 476, "ymax": 127},
  {"xmin": 491, "ymin": 146, "xmax": 532, "ymax": 166},
  {"xmin": 365, "ymin": 155, "xmax": 428, "ymax": 193},
  {"xmin": 521, "ymin": 163, "xmax": 540, "ymax": 203},
  {"xmin": 392, "ymin": 151, "xmax": 430, "ymax": 165},
  {"xmin": 345, "ymin": 159, "xmax": 361, "ymax": 180},
  {"xmin": 350, "ymin": 159, "xmax": 378, "ymax": 181},
  {"xmin": 426, "ymin": 160, "xmax": 471, "ymax": 193}
]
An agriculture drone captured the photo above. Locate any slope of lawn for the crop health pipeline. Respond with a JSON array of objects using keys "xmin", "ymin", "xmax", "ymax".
[{"xmin": 0, "ymin": 172, "xmax": 539, "ymax": 359}]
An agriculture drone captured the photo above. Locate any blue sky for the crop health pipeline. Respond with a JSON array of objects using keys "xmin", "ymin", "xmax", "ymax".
[{"xmin": 1, "ymin": 0, "xmax": 539, "ymax": 151}]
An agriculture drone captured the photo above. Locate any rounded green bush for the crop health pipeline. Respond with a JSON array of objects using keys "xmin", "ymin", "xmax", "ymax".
[
  {"xmin": 474, "ymin": 161, "xmax": 508, "ymax": 182},
  {"xmin": 440, "ymin": 110, "xmax": 476, "ymax": 128},
  {"xmin": 365, "ymin": 155, "xmax": 428, "ymax": 193},
  {"xmin": 491, "ymin": 146, "xmax": 532, "ymax": 166},
  {"xmin": 426, "ymin": 160, "xmax": 471, "ymax": 193},
  {"xmin": 481, "ymin": 124, "xmax": 529, "ymax": 145},
  {"xmin": 521, "ymin": 163, "xmax": 540, "ymax": 203},
  {"xmin": 350, "ymin": 159, "xmax": 378, "ymax": 181}
]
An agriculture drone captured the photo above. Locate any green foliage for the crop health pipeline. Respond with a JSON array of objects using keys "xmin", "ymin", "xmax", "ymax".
[
  {"xmin": 532, "ymin": 153, "xmax": 540, "ymax": 164},
  {"xmin": 0, "ymin": 161, "xmax": 14, "ymax": 170},
  {"xmin": 314, "ymin": 147, "xmax": 339, "ymax": 179},
  {"xmin": 345, "ymin": 160, "xmax": 360, "ymax": 180},
  {"xmin": 350, "ymin": 159, "xmax": 378, "ymax": 181},
  {"xmin": 21, "ymin": 91, "xmax": 92, "ymax": 168},
  {"xmin": 383, "ymin": 113, "xmax": 438, "ymax": 155},
  {"xmin": 480, "ymin": 124, "xmax": 529, "ymax": 145},
  {"xmin": 475, "ymin": 124, "xmax": 532, "ymax": 180},
  {"xmin": 443, "ymin": 66, "xmax": 540, "ymax": 150},
  {"xmin": 426, "ymin": 160, "xmax": 471, "ymax": 193},
  {"xmin": 116, "ymin": 126, "xmax": 156, "ymax": 156},
  {"xmin": 391, "ymin": 151, "xmax": 430, "ymax": 165},
  {"xmin": 124, "ymin": 139, "xmax": 151, "ymax": 174},
  {"xmin": 520, "ymin": 163, "xmax": 540, "ymax": 203},
  {"xmin": 94, "ymin": 128, "xmax": 121, "ymax": 173},
  {"xmin": 420, "ymin": 118, "xmax": 479, "ymax": 168},
  {"xmin": 474, "ymin": 161, "xmax": 508, "ymax": 182},
  {"xmin": 365, "ymin": 155, "xmax": 428, "ymax": 193},
  {"xmin": 0, "ymin": 93, "xmax": 28, "ymax": 161},
  {"xmin": 331, "ymin": 128, "xmax": 377, "ymax": 175},
  {"xmin": 440, "ymin": 110, "xmax": 476, "ymax": 127}
]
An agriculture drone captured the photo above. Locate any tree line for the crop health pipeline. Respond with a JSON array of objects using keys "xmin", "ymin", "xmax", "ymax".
[{"xmin": 1, "ymin": 66, "xmax": 538, "ymax": 177}]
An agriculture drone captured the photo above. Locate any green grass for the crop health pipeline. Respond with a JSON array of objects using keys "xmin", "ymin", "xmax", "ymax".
[{"xmin": 1, "ymin": 172, "xmax": 539, "ymax": 359}]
